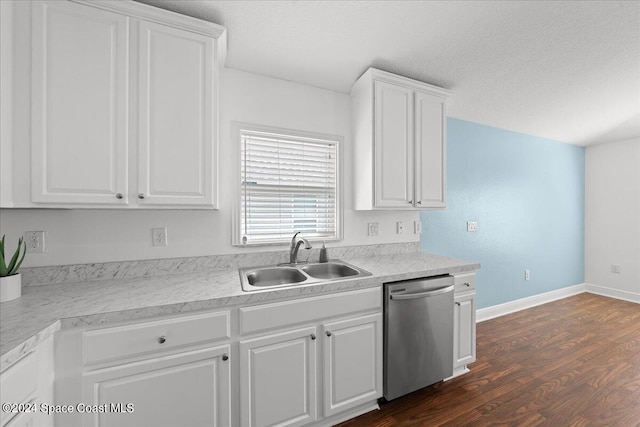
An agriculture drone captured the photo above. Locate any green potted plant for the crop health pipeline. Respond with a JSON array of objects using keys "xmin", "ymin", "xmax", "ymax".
[{"xmin": 0, "ymin": 235, "xmax": 27, "ymax": 302}]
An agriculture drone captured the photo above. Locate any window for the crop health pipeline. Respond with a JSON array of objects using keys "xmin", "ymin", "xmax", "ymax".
[{"xmin": 236, "ymin": 124, "xmax": 341, "ymax": 246}]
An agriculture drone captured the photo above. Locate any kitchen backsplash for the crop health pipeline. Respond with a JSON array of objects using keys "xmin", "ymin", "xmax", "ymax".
[{"xmin": 21, "ymin": 242, "xmax": 420, "ymax": 286}]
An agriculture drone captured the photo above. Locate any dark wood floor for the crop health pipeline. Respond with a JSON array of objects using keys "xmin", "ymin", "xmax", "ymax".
[{"xmin": 338, "ymin": 293, "xmax": 640, "ymax": 427}]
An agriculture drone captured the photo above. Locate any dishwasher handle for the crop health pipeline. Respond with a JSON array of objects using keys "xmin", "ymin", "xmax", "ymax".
[{"xmin": 389, "ymin": 285, "xmax": 454, "ymax": 300}]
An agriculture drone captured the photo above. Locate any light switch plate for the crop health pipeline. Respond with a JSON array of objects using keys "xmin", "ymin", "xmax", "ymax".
[
  {"xmin": 467, "ymin": 221, "xmax": 478, "ymax": 232},
  {"xmin": 397, "ymin": 221, "xmax": 405, "ymax": 234},
  {"xmin": 414, "ymin": 221, "xmax": 422, "ymax": 234},
  {"xmin": 611, "ymin": 264, "xmax": 621, "ymax": 274},
  {"xmin": 367, "ymin": 222, "xmax": 379, "ymax": 236}
]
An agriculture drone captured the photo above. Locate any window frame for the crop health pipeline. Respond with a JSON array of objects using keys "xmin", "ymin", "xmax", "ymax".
[{"xmin": 232, "ymin": 122, "xmax": 343, "ymax": 247}]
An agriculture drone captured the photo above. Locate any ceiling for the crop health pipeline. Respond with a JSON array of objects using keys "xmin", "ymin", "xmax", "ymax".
[{"xmin": 136, "ymin": 0, "xmax": 640, "ymax": 146}]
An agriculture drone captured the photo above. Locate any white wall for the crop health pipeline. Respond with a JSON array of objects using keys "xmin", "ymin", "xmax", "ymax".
[
  {"xmin": 0, "ymin": 68, "xmax": 418, "ymax": 267},
  {"xmin": 585, "ymin": 137, "xmax": 640, "ymax": 300}
]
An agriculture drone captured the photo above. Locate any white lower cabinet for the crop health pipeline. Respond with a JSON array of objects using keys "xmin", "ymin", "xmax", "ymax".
[
  {"xmin": 452, "ymin": 273, "xmax": 477, "ymax": 378},
  {"xmin": 239, "ymin": 327, "xmax": 318, "ymax": 427},
  {"xmin": 1, "ymin": 357, "xmax": 36, "ymax": 427},
  {"xmin": 239, "ymin": 313, "xmax": 383, "ymax": 427},
  {"xmin": 56, "ymin": 287, "xmax": 383, "ymax": 427},
  {"xmin": 81, "ymin": 345, "xmax": 231, "ymax": 427},
  {"xmin": 0, "ymin": 336, "xmax": 54, "ymax": 427},
  {"xmin": 238, "ymin": 287, "xmax": 383, "ymax": 427},
  {"xmin": 240, "ymin": 313, "xmax": 382, "ymax": 427},
  {"xmin": 55, "ymin": 310, "xmax": 232, "ymax": 427},
  {"xmin": 322, "ymin": 314, "xmax": 382, "ymax": 417}
]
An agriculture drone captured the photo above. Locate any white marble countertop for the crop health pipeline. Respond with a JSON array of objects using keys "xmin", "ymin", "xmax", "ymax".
[{"xmin": 0, "ymin": 252, "xmax": 479, "ymax": 370}]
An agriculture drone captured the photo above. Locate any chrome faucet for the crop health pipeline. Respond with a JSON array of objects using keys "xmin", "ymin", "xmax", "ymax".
[{"xmin": 290, "ymin": 232, "xmax": 312, "ymax": 264}]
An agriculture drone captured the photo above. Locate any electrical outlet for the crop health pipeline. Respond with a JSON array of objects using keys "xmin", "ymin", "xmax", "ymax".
[
  {"xmin": 611, "ymin": 264, "xmax": 621, "ymax": 274},
  {"xmin": 24, "ymin": 231, "xmax": 45, "ymax": 253},
  {"xmin": 414, "ymin": 220, "xmax": 422, "ymax": 234},
  {"xmin": 367, "ymin": 222, "xmax": 379, "ymax": 236},
  {"xmin": 525, "ymin": 269, "xmax": 530, "ymax": 280},
  {"xmin": 152, "ymin": 228, "xmax": 168, "ymax": 247},
  {"xmin": 467, "ymin": 221, "xmax": 478, "ymax": 232},
  {"xmin": 397, "ymin": 221, "xmax": 405, "ymax": 234}
]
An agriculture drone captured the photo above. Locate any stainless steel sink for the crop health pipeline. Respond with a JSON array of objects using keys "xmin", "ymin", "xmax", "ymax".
[
  {"xmin": 239, "ymin": 260, "xmax": 371, "ymax": 292},
  {"xmin": 245, "ymin": 266, "xmax": 308, "ymax": 287},
  {"xmin": 300, "ymin": 262, "xmax": 360, "ymax": 280}
]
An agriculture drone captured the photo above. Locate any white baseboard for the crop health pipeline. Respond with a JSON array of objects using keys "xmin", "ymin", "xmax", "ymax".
[
  {"xmin": 445, "ymin": 366, "xmax": 470, "ymax": 381},
  {"xmin": 476, "ymin": 283, "xmax": 587, "ymax": 322},
  {"xmin": 585, "ymin": 283, "xmax": 640, "ymax": 304}
]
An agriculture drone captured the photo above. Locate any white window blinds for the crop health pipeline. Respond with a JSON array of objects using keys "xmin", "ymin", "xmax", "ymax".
[{"xmin": 240, "ymin": 128, "xmax": 339, "ymax": 245}]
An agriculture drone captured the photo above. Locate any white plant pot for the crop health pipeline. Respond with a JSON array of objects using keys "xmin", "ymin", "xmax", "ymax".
[{"xmin": 0, "ymin": 273, "xmax": 22, "ymax": 303}]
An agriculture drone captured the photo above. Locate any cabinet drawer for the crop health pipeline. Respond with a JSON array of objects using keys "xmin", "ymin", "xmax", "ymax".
[
  {"xmin": 83, "ymin": 311, "xmax": 230, "ymax": 365},
  {"xmin": 453, "ymin": 272, "xmax": 475, "ymax": 293},
  {"xmin": 0, "ymin": 353, "xmax": 37, "ymax": 426},
  {"xmin": 240, "ymin": 287, "xmax": 382, "ymax": 335}
]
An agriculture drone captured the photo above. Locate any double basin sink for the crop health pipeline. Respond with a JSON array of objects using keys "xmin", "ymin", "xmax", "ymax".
[{"xmin": 239, "ymin": 260, "xmax": 372, "ymax": 292}]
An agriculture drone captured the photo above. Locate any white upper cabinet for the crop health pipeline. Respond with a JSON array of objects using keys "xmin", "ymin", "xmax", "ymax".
[
  {"xmin": 351, "ymin": 68, "xmax": 451, "ymax": 210},
  {"xmin": 136, "ymin": 21, "xmax": 215, "ymax": 206},
  {"xmin": 6, "ymin": 0, "xmax": 225, "ymax": 209},
  {"xmin": 31, "ymin": 1, "xmax": 129, "ymax": 205},
  {"xmin": 374, "ymin": 81, "xmax": 414, "ymax": 208},
  {"xmin": 415, "ymin": 90, "xmax": 447, "ymax": 208}
]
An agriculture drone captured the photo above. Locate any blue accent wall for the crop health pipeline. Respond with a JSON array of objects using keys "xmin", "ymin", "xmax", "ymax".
[{"xmin": 421, "ymin": 118, "xmax": 585, "ymax": 309}]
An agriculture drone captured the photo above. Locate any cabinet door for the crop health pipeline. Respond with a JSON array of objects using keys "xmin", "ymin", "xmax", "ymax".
[
  {"xmin": 374, "ymin": 80, "xmax": 414, "ymax": 208},
  {"xmin": 415, "ymin": 91, "xmax": 446, "ymax": 208},
  {"xmin": 454, "ymin": 292, "xmax": 476, "ymax": 368},
  {"xmin": 322, "ymin": 313, "xmax": 382, "ymax": 417},
  {"xmin": 0, "ymin": 353, "xmax": 37, "ymax": 427},
  {"xmin": 239, "ymin": 327, "xmax": 317, "ymax": 427},
  {"xmin": 81, "ymin": 346, "xmax": 231, "ymax": 427},
  {"xmin": 137, "ymin": 21, "xmax": 216, "ymax": 207},
  {"xmin": 31, "ymin": 1, "xmax": 129, "ymax": 205}
]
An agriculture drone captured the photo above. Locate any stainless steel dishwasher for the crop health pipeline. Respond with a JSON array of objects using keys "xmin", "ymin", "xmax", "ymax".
[{"xmin": 384, "ymin": 275, "xmax": 454, "ymax": 401}]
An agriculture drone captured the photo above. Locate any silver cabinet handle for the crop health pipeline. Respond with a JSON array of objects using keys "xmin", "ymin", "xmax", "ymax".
[
  {"xmin": 138, "ymin": 193, "xmax": 146, "ymax": 199},
  {"xmin": 310, "ymin": 333, "xmax": 316, "ymax": 340},
  {"xmin": 116, "ymin": 193, "xmax": 124, "ymax": 199},
  {"xmin": 417, "ymin": 201, "xmax": 422, "ymax": 205},
  {"xmin": 157, "ymin": 335, "xmax": 166, "ymax": 344},
  {"xmin": 326, "ymin": 331, "xmax": 332, "ymax": 337},
  {"xmin": 408, "ymin": 200, "xmax": 413, "ymax": 204},
  {"xmin": 455, "ymin": 302, "xmax": 461, "ymax": 306},
  {"xmin": 222, "ymin": 353, "xmax": 229, "ymax": 361},
  {"xmin": 390, "ymin": 285, "xmax": 455, "ymax": 300},
  {"xmin": 464, "ymin": 283, "xmax": 471, "ymax": 287}
]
